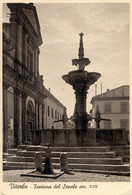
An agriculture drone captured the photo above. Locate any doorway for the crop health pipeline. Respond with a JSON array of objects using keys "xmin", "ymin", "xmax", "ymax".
[
  {"xmin": 26, "ymin": 100, "xmax": 35, "ymax": 143},
  {"xmin": 27, "ymin": 121, "xmax": 33, "ymax": 142}
]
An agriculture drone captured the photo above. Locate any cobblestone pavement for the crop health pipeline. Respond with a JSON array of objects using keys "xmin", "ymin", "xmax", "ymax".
[{"xmin": 3, "ymin": 169, "xmax": 130, "ymax": 182}]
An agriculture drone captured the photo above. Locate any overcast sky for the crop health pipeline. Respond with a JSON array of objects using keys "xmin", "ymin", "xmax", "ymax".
[{"xmin": 3, "ymin": 3, "xmax": 130, "ymax": 117}]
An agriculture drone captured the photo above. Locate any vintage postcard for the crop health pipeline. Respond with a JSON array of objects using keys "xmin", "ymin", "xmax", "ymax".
[{"xmin": 0, "ymin": 0, "xmax": 131, "ymax": 195}]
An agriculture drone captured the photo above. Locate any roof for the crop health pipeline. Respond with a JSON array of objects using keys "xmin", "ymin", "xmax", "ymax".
[
  {"xmin": 44, "ymin": 87, "xmax": 67, "ymax": 110},
  {"xmin": 91, "ymin": 85, "xmax": 129, "ymax": 104}
]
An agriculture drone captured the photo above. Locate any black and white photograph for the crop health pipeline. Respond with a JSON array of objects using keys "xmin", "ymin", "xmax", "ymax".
[{"xmin": 1, "ymin": 1, "xmax": 131, "ymax": 194}]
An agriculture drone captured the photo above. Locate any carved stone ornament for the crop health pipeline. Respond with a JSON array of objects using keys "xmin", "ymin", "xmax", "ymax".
[{"xmin": 3, "ymin": 33, "xmax": 15, "ymax": 52}]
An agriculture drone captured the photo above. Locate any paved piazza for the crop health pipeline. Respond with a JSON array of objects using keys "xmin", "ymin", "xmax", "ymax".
[{"xmin": 3, "ymin": 169, "xmax": 130, "ymax": 182}]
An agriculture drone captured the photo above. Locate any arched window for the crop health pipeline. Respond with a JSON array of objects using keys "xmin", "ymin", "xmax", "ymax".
[{"xmin": 27, "ymin": 100, "xmax": 34, "ymax": 114}]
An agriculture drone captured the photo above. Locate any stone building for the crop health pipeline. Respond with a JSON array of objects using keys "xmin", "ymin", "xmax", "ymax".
[
  {"xmin": 90, "ymin": 85, "xmax": 129, "ymax": 131},
  {"xmin": 43, "ymin": 88, "xmax": 67, "ymax": 129},
  {"xmin": 3, "ymin": 3, "xmax": 67, "ymax": 151}
]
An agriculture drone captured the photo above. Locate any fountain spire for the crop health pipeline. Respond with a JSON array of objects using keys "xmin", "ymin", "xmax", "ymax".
[
  {"xmin": 79, "ymin": 32, "xmax": 84, "ymax": 59},
  {"xmin": 72, "ymin": 33, "xmax": 90, "ymax": 70}
]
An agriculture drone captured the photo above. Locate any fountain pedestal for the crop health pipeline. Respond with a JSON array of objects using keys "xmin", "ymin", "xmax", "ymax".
[{"xmin": 63, "ymin": 70, "xmax": 100, "ymax": 128}]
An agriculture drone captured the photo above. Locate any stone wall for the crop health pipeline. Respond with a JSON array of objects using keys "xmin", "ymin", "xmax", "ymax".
[{"xmin": 32, "ymin": 128, "xmax": 129, "ymax": 147}]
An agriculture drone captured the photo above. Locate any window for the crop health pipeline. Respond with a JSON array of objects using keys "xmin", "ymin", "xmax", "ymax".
[
  {"xmin": 27, "ymin": 50, "xmax": 32, "ymax": 72},
  {"xmin": 48, "ymin": 106, "xmax": 50, "ymax": 117},
  {"xmin": 104, "ymin": 121, "xmax": 112, "ymax": 129},
  {"xmin": 55, "ymin": 111, "xmax": 57, "ymax": 119},
  {"xmin": 120, "ymin": 119, "xmax": 129, "ymax": 130},
  {"xmin": 104, "ymin": 103, "xmax": 111, "ymax": 113},
  {"xmin": 120, "ymin": 102, "xmax": 128, "ymax": 113},
  {"xmin": 52, "ymin": 108, "xmax": 54, "ymax": 118},
  {"xmin": 58, "ymin": 112, "xmax": 59, "ymax": 120}
]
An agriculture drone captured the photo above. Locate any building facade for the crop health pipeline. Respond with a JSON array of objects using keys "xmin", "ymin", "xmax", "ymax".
[
  {"xmin": 3, "ymin": 3, "xmax": 67, "ymax": 151},
  {"xmin": 43, "ymin": 88, "xmax": 67, "ymax": 129},
  {"xmin": 90, "ymin": 86, "xmax": 129, "ymax": 131}
]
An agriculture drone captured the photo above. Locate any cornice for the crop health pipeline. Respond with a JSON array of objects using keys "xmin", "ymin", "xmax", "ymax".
[{"xmin": 91, "ymin": 96, "xmax": 129, "ymax": 104}]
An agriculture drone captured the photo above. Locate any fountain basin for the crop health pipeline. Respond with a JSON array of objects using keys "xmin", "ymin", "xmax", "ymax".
[{"xmin": 62, "ymin": 70, "xmax": 101, "ymax": 88}]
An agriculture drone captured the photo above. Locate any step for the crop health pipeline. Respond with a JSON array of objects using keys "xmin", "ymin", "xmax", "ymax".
[
  {"xmin": 53, "ymin": 157, "xmax": 123, "ymax": 165},
  {"xmin": 3, "ymin": 161, "xmax": 129, "ymax": 173},
  {"xmin": 53, "ymin": 163, "xmax": 130, "ymax": 172},
  {"xmin": 3, "ymin": 145, "xmax": 130, "ymax": 175},
  {"xmin": 8, "ymin": 149, "xmax": 19, "ymax": 154},
  {"xmin": 3, "ymin": 166, "xmax": 130, "ymax": 176},
  {"xmin": 123, "ymin": 156, "xmax": 130, "ymax": 163},
  {"xmin": 26, "ymin": 146, "xmax": 46, "ymax": 151},
  {"xmin": 7, "ymin": 156, "xmax": 123, "ymax": 165},
  {"xmin": 51, "ymin": 146, "xmax": 110, "ymax": 152},
  {"xmin": 26, "ymin": 146, "xmax": 110, "ymax": 152},
  {"xmin": 73, "ymin": 169, "xmax": 130, "ymax": 176},
  {"xmin": 7, "ymin": 156, "xmax": 35, "ymax": 162},
  {"xmin": 16, "ymin": 150, "xmax": 116, "ymax": 158},
  {"xmin": 52, "ymin": 151, "xmax": 116, "ymax": 158},
  {"xmin": 3, "ymin": 161, "xmax": 35, "ymax": 169},
  {"xmin": 3, "ymin": 166, "xmax": 33, "ymax": 171},
  {"xmin": 16, "ymin": 150, "xmax": 36, "ymax": 157},
  {"xmin": 116, "ymin": 151, "xmax": 130, "ymax": 156},
  {"xmin": 110, "ymin": 146, "xmax": 130, "ymax": 152},
  {"xmin": 3, "ymin": 153, "xmax": 13, "ymax": 159},
  {"xmin": 17, "ymin": 145, "xmax": 27, "ymax": 150}
]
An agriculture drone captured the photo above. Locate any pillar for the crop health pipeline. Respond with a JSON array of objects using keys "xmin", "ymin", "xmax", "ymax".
[
  {"xmin": 35, "ymin": 99, "xmax": 39, "ymax": 129},
  {"xmin": 38, "ymin": 102, "xmax": 40, "ymax": 129},
  {"xmin": 32, "ymin": 49, "xmax": 35, "ymax": 74},
  {"xmin": 22, "ymin": 30, "xmax": 28, "ymax": 77},
  {"xmin": 37, "ymin": 48, "xmax": 40, "ymax": 78},
  {"xmin": 3, "ymin": 82, "xmax": 9, "ymax": 152},
  {"xmin": 15, "ymin": 24, "xmax": 22, "ymax": 74},
  {"xmin": 39, "ymin": 104, "xmax": 43, "ymax": 129},
  {"xmin": 60, "ymin": 153, "xmax": 68, "ymax": 173},
  {"xmin": 42, "ymin": 104, "xmax": 44, "ymax": 129},
  {"xmin": 18, "ymin": 94, "xmax": 22, "ymax": 144},
  {"xmin": 14, "ymin": 88, "xmax": 22, "ymax": 146},
  {"xmin": 35, "ymin": 152, "xmax": 42, "ymax": 172},
  {"xmin": 22, "ymin": 92, "xmax": 27, "ymax": 144},
  {"xmin": 34, "ymin": 49, "xmax": 38, "ymax": 78},
  {"xmin": 42, "ymin": 144, "xmax": 53, "ymax": 174}
]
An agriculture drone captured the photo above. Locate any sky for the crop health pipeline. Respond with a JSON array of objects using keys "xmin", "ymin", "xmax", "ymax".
[{"xmin": 3, "ymin": 3, "xmax": 130, "ymax": 117}]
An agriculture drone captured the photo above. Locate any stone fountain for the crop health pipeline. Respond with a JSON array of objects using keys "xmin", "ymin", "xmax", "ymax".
[
  {"xmin": 62, "ymin": 33, "xmax": 101, "ymax": 129},
  {"xmin": 40, "ymin": 33, "xmax": 128, "ymax": 147}
]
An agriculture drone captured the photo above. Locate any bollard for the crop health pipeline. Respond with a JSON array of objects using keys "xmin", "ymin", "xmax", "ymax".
[
  {"xmin": 60, "ymin": 153, "xmax": 68, "ymax": 173},
  {"xmin": 41, "ymin": 143, "xmax": 53, "ymax": 174},
  {"xmin": 35, "ymin": 152, "xmax": 42, "ymax": 172}
]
